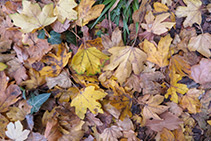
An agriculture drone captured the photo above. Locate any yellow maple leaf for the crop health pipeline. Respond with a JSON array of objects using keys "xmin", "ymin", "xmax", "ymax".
[
  {"xmin": 76, "ymin": 0, "xmax": 105, "ymax": 26},
  {"xmin": 143, "ymin": 34, "xmax": 172, "ymax": 67},
  {"xmin": 103, "ymin": 46, "xmax": 147, "ymax": 85},
  {"xmin": 39, "ymin": 44, "xmax": 72, "ymax": 77},
  {"xmin": 180, "ymin": 88, "xmax": 203, "ymax": 114},
  {"xmin": 165, "ymin": 72, "xmax": 189, "ymax": 103},
  {"xmin": 71, "ymin": 45, "xmax": 108, "ymax": 75},
  {"xmin": 141, "ymin": 11, "xmax": 175, "ymax": 35},
  {"xmin": 188, "ymin": 33, "xmax": 211, "ymax": 58},
  {"xmin": 71, "ymin": 86, "xmax": 107, "ymax": 119},
  {"xmin": 139, "ymin": 94, "xmax": 169, "ymax": 120},
  {"xmin": 54, "ymin": 0, "xmax": 77, "ymax": 23},
  {"xmin": 9, "ymin": 0, "xmax": 57, "ymax": 33},
  {"xmin": 175, "ymin": 0, "xmax": 202, "ymax": 27},
  {"xmin": 207, "ymin": 120, "xmax": 211, "ymax": 125}
]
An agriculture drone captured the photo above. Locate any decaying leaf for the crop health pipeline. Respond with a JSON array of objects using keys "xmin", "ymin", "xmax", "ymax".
[
  {"xmin": 71, "ymin": 86, "xmax": 107, "ymax": 119},
  {"xmin": 71, "ymin": 46, "xmax": 108, "ymax": 75},
  {"xmin": 175, "ymin": 0, "xmax": 202, "ymax": 27},
  {"xmin": 54, "ymin": 0, "xmax": 77, "ymax": 23},
  {"xmin": 180, "ymin": 88, "xmax": 203, "ymax": 114},
  {"xmin": 9, "ymin": 0, "xmax": 57, "ymax": 33},
  {"xmin": 188, "ymin": 33, "xmax": 211, "ymax": 58},
  {"xmin": 0, "ymin": 114, "xmax": 9, "ymax": 138},
  {"xmin": 143, "ymin": 34, "xmax": 172, "ymax": 67},
  {"xmin": 104, "ymin": 46, "xmax": 147, "ymax": 84},
  {"xmin": 99, "ymin": 125, "xmax": 123, "ymax": 141},
  {"xmin": 141, "ymin": 11, "xmax": 175, "ymax": 35},
  {"xmin": 76, "ymin": 0, "xmax": 105, "ymax": 26},
  {"xmin": 5, "ymin": 120, "xmax": 30, "ymax": 141}
]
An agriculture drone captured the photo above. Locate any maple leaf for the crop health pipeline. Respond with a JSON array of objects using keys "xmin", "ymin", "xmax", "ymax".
[
  {"xmin": 191, "ymin": 58, "xmax": 211, "ymax": 85},
  {"xmin": 141, "ymin": 11, "xmax": 175, "ymax": 35},
  {"xmin": 99, "ymin": 125, "xmax": 123, "ymax": 141},
  {"xmin": 143, "ymin": 34, "xmax": 172, "ymax": 67},
  {"xmin": 21, "ymin": 68, "xmax": 46, "ymax": 89},
  {"xmin": 175, "ymin": 0, "xmax": 202, "ymax": 27},
  {"xmin": 76, "ymin": 0, "xmax": 105, "ymax": 27},
  {"xmin": 139, "ymin": 94, "xmax": 169, "ymax": 121},
  {"xmin": 188, "ymin": 33, "xmax": 211, "ymax": 58},
  {"xmin": 0, "ymin": 71, "xmax": 22, "ymax": 112},
  {"xmin": 71, "ymin": 86, "xmax": 107, "ymax": 119},
  {"xmin": 180, "ymin": 88, "xmax": 203, "ymax": 114},
  {"xmin": 9, "ymin": 0, "xmax": 57, "ymax": 33},
  {"xmin": 103, "ymin": 46, "xmax": 147, "ymax": 85},
  {"xmin": 5, "ymin": 120, "xmax": 30, "ymax": 141},
  {"xmin": 38, "ymin": 44, "xmax": 72, "ymax": 77},
  {"xmin": 165, "ymin": 72, "xmax": 189, "ymax": 103},
  {"xmin": 54, "ymin": 0, "xmax": 77, "ymax": 23},
  {"xmin": 71, "ymin": 46, "xmax": 108, "ymax": 75}
]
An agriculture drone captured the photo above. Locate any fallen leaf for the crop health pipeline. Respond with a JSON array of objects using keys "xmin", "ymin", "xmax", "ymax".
[
  {"xmin": 5, "ymin": 120, "xmax": 30, "ymax": 141},
  {"xmin": 141, "ymin": 11, "xmax": 175, "ymax": 35},
  {"xmin": 39, "ymin": 44, "xmax": 71, "ymax": 77},
  {"xmin": 191, "ymin": 58, "xmax": 211, "ymax": 85},
  {"xmin": 159, "ymin": 128, "xmax": 175, "ymax": 141},
  {"xmin": 76, "ymin": 0, "xmax": 105, "ymax": 26},
  {"xmin": 71, "ymin": 46, "xmax": 108, "ymax": 75},
  {"xmin": 104, "ymin": 46, "xmax": 147, "ymax": 85},
  {"xmin": 207, "ymin": 120, "xmax": 211, "ymax": 125},
  {"xmin": 188, "ymin": 33, "xmax": 211, "ymax": 58},
  {"xmin": 46, "ymin": 69, "xmax": 72, "ymax": 89},
  {"xmin": 175, "ymin": 0, "xmax": 202, "ymax": 27},
  {"xmin": 167, "ymin": 102, "xmax": 183, "ymax": 116},
  {"xmin": 51, "ymin": 19, "xmax": 70, "ymax": 33},
  {"xmin": 71, "ymin": 86, "xmax": 107, "ymax": 119},
  {"xmin": 6, "ymin": 107, "xmax": 26, "ymax": 121},
  {"xmin": 165, "ymin": 72, "xmax": 189, "ymax": 103},
  {"xmin": 0, "ymin": 71, "xmax": 22, "ymax": 112},
  {"xmin": 180, "ymin": 88, "xmax": 203, "ymax": 114},
  {"xmin": 9, "ymin": 0, "xmax": 57, "ymax": 33},
  {"xmin": 0, "ymin": 62, "xmax": 7, "ymax": 71},
  {"xmin": 138, "ymin": 94, "xmax": 169, "ymax": 120},
  {"xmin": 53, "ymin": 0, "xmax": 77, "ymax": 23},
  {"xmin": 143, "ymin": 34, "xmax": 172, "ymax": 67},
  {"xmin": 99, "ymin": 125, "xmax": 123, "ymax": 141},
  {"xmin": 0, "ymin": 114, "xmax": 9, "ymax": 138}
]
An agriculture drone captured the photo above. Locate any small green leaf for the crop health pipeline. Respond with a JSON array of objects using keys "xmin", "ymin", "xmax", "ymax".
[
  {"xmin": 0, "ymin": 62, "xmax": 7, "ymax": 71},
  {"xmin": 65, "ymin": 31, "xmax": 76, "ymax": 45},
  {"xmin": 27, "ymin": 93, "xmax": 51, "ymax": 114},
  {"xmin": 48, "ymin": 30, "xmax": 61, "ymax": 44},
  {"xmin": 37, "ymin": 29, "xmax": 45, "ymax": 39}
]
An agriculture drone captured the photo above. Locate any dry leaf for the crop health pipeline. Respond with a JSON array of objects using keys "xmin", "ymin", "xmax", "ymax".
[
  {"xmin": 104, "ymin": 46, "xmax": 147, "ymax": 85},
  {"xmin": 188, "ymin": 33, "xmax": 211, "ymax": 58},
  {"xmin": 71, "ymin": 86, "xmax": 107, "ymax": 119},
  {"xmin": 175, "ymin": 0, "xmax": 202, "ymax": 27},
  {"xmin": 99, "ymin": 125, "xmax": 123, "ymax": 141},
  {"xmin": 0, "ymin": 114, "xmax": 9, "ymax": 138}
]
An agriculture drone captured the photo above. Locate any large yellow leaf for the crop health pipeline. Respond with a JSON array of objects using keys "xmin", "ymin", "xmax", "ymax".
[
  {"xmin": 143, "ymin": 34, "xmax": 172, "ymax": 67},
  {"xmin": 54, "ymin": 0, "xmax": 77, "ymax": 23},
  {"xmin": 103, "ymin": 46, "xmax": 147, "ymax": 85},
  {"xmin": 71, "ymin": 46, "xmax": 108, "ymax": 75},
  {"xmin": 175, "ymin": 0, "xmax": 202, "ymax": 27},
  {"xmin": 180, "ymin": 88, "xmax": 203, "ymax": 114},
  {"xmin": 9, "ymin": 0, "xmax": 57, "ymax": 33},
  {"xmin": 70, "ymin": 86, "xmax": 107, "ymax": 119},
  {"xmin": 188, "ymin": 33, "xmax": 211, "ymax": 58},
  {"xmin": 141, "ymin": 11, "xmax": 175, "ymax": 35},
  {"xmin": 76, "ymin": 0, "xmax": 105, "ymax": 26},
  {"xmin": 165, "ymin": 72, "xmax": 189, "ymax": 103}
]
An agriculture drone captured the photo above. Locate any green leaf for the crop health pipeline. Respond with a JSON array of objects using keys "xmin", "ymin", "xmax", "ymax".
[
  {"xmin": 37, "ymin": 29, "xmax": 45, "ymax": 39},
  {"xmin": 0, "ymin": 62, "xmax": 7, "ymax": 71},
  {"xmin": 48, "ymin": 30, "xmax": 61, "ymax": 45},
  {"xmin": 27, "ymin": 93, "xmax": 51, "ymax": 114},
  {"xmin": 65, "ymin": 31, "xmax": 76, "ymax": 45}
]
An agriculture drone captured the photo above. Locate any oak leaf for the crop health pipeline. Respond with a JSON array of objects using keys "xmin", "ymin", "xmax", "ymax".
[
  {"xmin": 39, "ymin": 44, "xmax": 72, "ymax": 77},
  {"xmin": 188, "ymin": 33, "xmax": 211, "ymax": 58},
  {"xmin": 76, "ymin": 0, "xmax": 105, "ymax": 26},
  {"xmin": 104, "ymin": 46, "xmax": 147, "ymax": 85},
  {"xmin": 139, "ymin": 94, "xmax": 169, "ymax": 120},
  {"xmin": 71, "ymin": 86, "xmax": 107, "ymax": 119},
  {"xmin": 141, "ymin": 11, "xmax": 175, "ymax": 35},
  {"xmin": 9, "ymin": 0, "xmax": 57, "ymax": 33},
  {"xmin": 71, "ymin": 46, "xmax": 108, "ymax": 75},
  {"xmin": 0, "ymin": 71, "xmax": 22, "ymax": 112},
  {"xmin": 54, "ymin": 0, "xmax": 77, "ymax": 23},
  {"xmin": 165, "ymin": 72, "xmax": 189, "ymax": 103},
  {"xmin": 143, "ymin": 34, "xmax": 172, "ymax": 67},
  {"xmin": 180, "ymin": 88, "xmax": 203, "ymax": 114},
  {"xmin": 5, "ymin": 120, "xmax": 30, "ymax": 141},
  {"xmin": 175, "ymin": 0, "xmax": 202, "ymax": 27}
]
